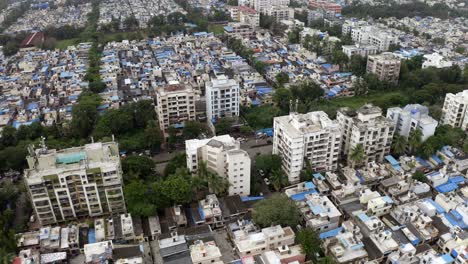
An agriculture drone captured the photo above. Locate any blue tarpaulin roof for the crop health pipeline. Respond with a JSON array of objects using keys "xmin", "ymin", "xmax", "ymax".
[
  {"xmin": 385, "ymin": 155, "xmax": 399, "ymax": 165},
  {"xmin": 431, "ymin": 155, "xmax": 443, "ymax": 165},
  {"xmin": 290, "ymin": 189, "xmax": 318, "ymax": 201},
  {"xmin": 240, "ymin": 196, "xmax": 264, "ymax": 202},
  {"xmin": 305, "ymin": 182, "xmax": 316, "ymax": 189},
  {"xmin": 319, "ymin": 227, "xmax": 343, "ymax": 239},
  {"xmin": 425, "ymin": 199, "xmax": 445, "ymax": 214},
  {"xmin": 88, "ymin": 229, "xmax": 96, "ymax": 244}
]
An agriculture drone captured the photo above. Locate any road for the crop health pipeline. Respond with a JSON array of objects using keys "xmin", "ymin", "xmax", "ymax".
[{"xmin": 153, "ymin": 137, "xmax": 273, "ymax": 174}]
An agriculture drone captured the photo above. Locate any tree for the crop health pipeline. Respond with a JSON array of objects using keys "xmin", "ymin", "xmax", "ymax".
[
  {"xmin": 412, "ymin": 171, "xmax": 428, "ymax": 183},
  {"xmin": 194, "ymin": 162, "xmax": 230, "ymax": 196},
  {"xmin": 318, "ymin": 256, "xmax": 336, "ymax": 264},
  {"xmin": 270, "ymin": 169, "xmax": 289, "ymax": 191},
  {"xmin": 144, "ymin": 121, "xmax": 163, "ymax": 154},
  {"xmin": 89, "ymin": 81, "xmax": 106, "ymax": 93},
  {"xmin": 391, "ymin": 135, "xmax": 407, "ymax": 157},
  {"xmin": 349, "ymin": 143, "xmax": 365, "ymax": 168},
  {"xmin": 254, "ymin": 60, "xmax": 268, "ymax": 75},
  {"xmin": 273, "ymin": 88, "xmax": 292, "ymax": 113},
  {"xmin": 255, "ymin": 154, "xmax": 282, "ymax": 176},
  {"xmin": 0, "ymin": 126, "xmax": 17, "ymax": 147},
  {"xmin": 71, "ymin": 93, "xmax": 101, "ymax": 138},
  {"xmin": 124, "ymin": 15, "xmax": 139, "ymax": 30},
  {"xmin": 162, "ymin": 170, "xmax": 193, "ymax": 204},
  {"xmin": 252, "ymin": 194, "xmax": 301, "ymax": 228},
  {"xmin": 164, "ymin": 153, "xmax": 187, "ymax": 177},
  {"xmin": 408, "ymin": 129, "xmax": 423, "ymax": 154},
  {"xmin": 296, "ymin": 227, "xmax": 322, "ymax": 261},
  {"xmin": 122, "ymin": 156, "xmax": 155, "ymax": 182},
  {"xmin": 275, "ymin": 72, "xmax": 290, "ymax": 85},
  {"xmin": 331, "ymin": 49, "xmax": 349, "ymax": 70},
  {"xmin": 124, "ymin": 180, "xmax": 157, "ymax": 216},
  {"xmin": 353, "ymin": 77, "xmax": 368, "ymax": 96},
  {"xmin": 348, "ymin": 55, "xmax": 367, "ymax": 76},
  {"xmin": 182, "ymin": 121, "xmax": 208, "ymax": 139},
  {"xmin": 215, "ymin": 118, "xmax": 234, "ymax": 135}
]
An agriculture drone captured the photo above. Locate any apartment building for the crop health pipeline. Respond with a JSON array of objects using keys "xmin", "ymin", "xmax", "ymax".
[
  {"xmin": 239, "ymin": 6, "xmax": 260, "ymax": 27},
  {"xmin": 366, "ymin": 52, "xmax": 401, "ymax": 84},
  {"xmin": 351, "ymin": 26, "xmax": 397, "ymax": 52},
  {"xmin": 186, "ymin": 135, "xmax": 251, "ymax": 196},
  {"xmin": 387, "ymin": 104, "xmax": 438, "ymax": 141},
  {"xmin": 234, "ymin": 225, "xmax": 295, "ymax": 257},
  {"xmin": 155, "ymin": 83, "xmax": 196, "ymax": 137},
  {"xmin": 337, "ymin": 104, "xmax": 395, "ymax": 164},
  {"xmin": 273, "ymin": 111, "xmax": 342, "ymax": 184},
  {"xmin": 251, "ymin": 0, "xmax": 290, "ymax": 13},
  {"xmin": 265, "ymin": 6, "xmax": 294, "ymax": 22},
  {"xmin": 224, "ymin": 23, "xmax": 255, "ymax": 38},
  {"xmin": 309, "ymin": 0, "xmax": 342, "ymax": 13},
  {"xmin": 205, "ymin": 75, "xmax": 240, "ymax": 124},
  {"xmin": 342, "ymin": 44, "xmax": 378, "ymax": 58},
  {"xmin": 441, "ymin": 90, "xmax": 468, "ymax": 131},
  {"xmin": 24, "ymin": 141, "xmax": 126, "ymax": 226}
]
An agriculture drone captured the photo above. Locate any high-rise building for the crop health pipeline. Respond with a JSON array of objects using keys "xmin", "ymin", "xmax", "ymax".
[
  {"xmin": 273, "ymin": 111, "xmax": 342, "ymax": 183},
  {"xmin": 205, "ymin": 75, "xmax": 240, "ymax": 124},
  {"xmin": 186, "ymin": 135, "xmax": 251, "ymax": 196},
  {"xmin": 265, "ymin": 6, "xmax": 294, "ymax": 22},
  {"xmin": 337, "ymin": 104, "xmax": 395, "ymax": 164},
  {"xmin": 155, "ymin": 83, "xmax": 196, "ymax": 137},
  {"xmin": 387, "ymin": 104, "xmax": 438, "ymax": 141},
  {"xmin": 441, "ymin": 90, "xmax": 468, "ymax": 131},
  {"xmin": 250, "ymin": 0, "xmax": 290, "ymax": 13},
  {"xmin": 366, "ymin": 53, "xmax": 401, "ymax": 84},
  {"xmin": 25, "ymin": 141, "xmax": 126, "ymax": 226},
  {"xmin": 351, "ymin": 26, "xmax": 398, "ymax": 52}
]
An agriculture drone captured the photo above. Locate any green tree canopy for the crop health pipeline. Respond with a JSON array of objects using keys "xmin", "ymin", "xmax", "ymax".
[{"xmin": 252, "ymin": 194, "xmax": 301, "ymax": 228}]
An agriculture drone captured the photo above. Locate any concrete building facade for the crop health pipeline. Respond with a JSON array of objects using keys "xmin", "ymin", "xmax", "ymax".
[
  {"xmin": 387, "ymin": 104, "xmax": 438, "ymax": 141},
  {"xmin": 205, "ymin": 75, "xmax": 240, "ymax": 124},
  {"xmin": 155, "ymin": 83, "xmax": 196, "ymax": 137},
  {"xmin": 366, "ymin": 52, "xmax": 401, "ymax": 84},
  {"xmin": 441, "ymin": 90, "xmax": 468, "ymax": 131},
  {"xmin": 25, "ymin": 142, "xmax": 126, "ymax": 226},
  {"xmin": 337, "ymin": 104, "xmax": 395, "ymax": 164},
  {"xmin": 186, "ymin": 135, "xmax": 251, "ymax": 196},
  {"xmin": 273, "ymin": 111, "xmax": 342, "ymax": 184}
]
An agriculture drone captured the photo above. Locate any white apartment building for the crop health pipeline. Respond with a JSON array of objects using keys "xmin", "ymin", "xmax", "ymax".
[
  {"xmin": 273, "ymin": 111, "xmax": 342, "ymax": 184},
  {"xmin": 351, "ymin": 26, "xmax": 397, "ymax": 52},
  {"xmin": 422, "ymin": 53, "xmax": 453, "ymax": 69},
  {"xmin": 233, "ymin": 225, "xmax": 295, "ymax": 257},
  {"xmin": 186, "ymin": 135, "xmax": 251, "ymax": 196},
  {"xmin": 155, "ymin": 83, "xmax": 196, "ymax": 137},
  {"xmin": 366, "ymin": 52, "xmax": 401, "ymax": 84},
  {"xmin": 342, "ymin": 44, "xmax": 378, "ymax": 58},
  {"xmin": 190, "ymin": 240, "xmax": 223, "ymax": 264},
  {"xmin": 441, "ymin": 90, "xmax": 468, "ymax": 131},
  {"xmin": 387, "ymin": 104, "xmax": 438, "ymax": 141},
  {"xmin": 265, "ymin": 6, "xmax": 294, "ymax": 22},
  {"xmin": 251, "ymin": 0, "xmax": 290, "ymax": 13},
  {"xmin": 24, "ymin": 142, "xmax": 126, "ymax": 226},
  {"xmin": 205, "ymin": 75, "xmax": 240, "ymax": 124},
  {"xmin": 337, "ymin": 104, "xmax": 395, "ymax": 164}
]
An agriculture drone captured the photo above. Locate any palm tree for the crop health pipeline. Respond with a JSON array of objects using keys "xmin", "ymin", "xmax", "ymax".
[
  {"xmin": 270, "ymin": 169, "xmax": 288, "ymax": 191},
  {"xmin": 195, "ymin": 161, "xmax": 230, "ymax": 195},
  {"xmin": 408, "ymin": 129, "xmax": 423, "ymax": 154},
  {"xmin": 349, "ymin": 143, "xmax": 365, "ymax": 168},
  {"xmin": 392, "ymin": 134, "xmax": 408, "ymax": 156}
]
